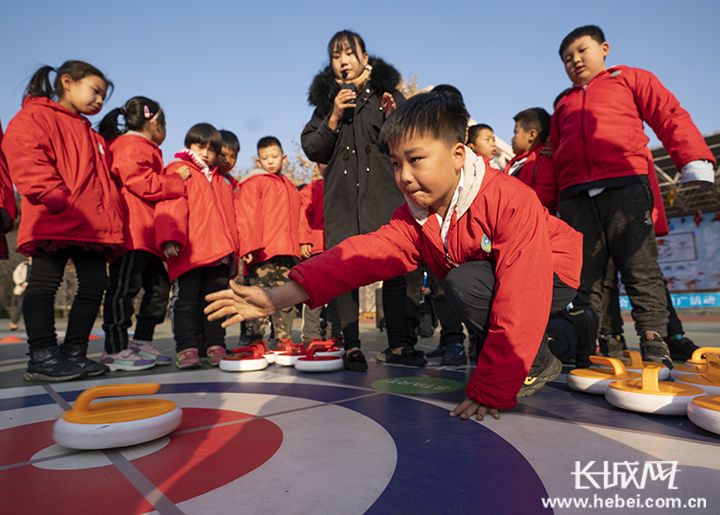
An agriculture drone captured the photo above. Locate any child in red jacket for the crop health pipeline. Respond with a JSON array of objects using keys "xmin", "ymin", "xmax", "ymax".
[
  {"xmin": 236, "ymin": 136, "xmax": 302, "ymax": 345},
  {"xmin": 98, "ymin": 96, "xmax": 191, "ymax": 371},
  {"xmin": 504, "ymin": 107, "xmax": 558, "ymax": 213},
  {"xmin": 155, "ymin": 123, "xmax": 240, "ymax": 368},
  {"xmin": 2, "ymin": 60, "xmax": 124, "ymax": 382},
  {"xmin": 551, "ymin": 25, "xmax": 716, "ymax": 367},
  {"xmin": 0, "ymin": 118, "xmax": 17, "ymax": 261},
  {"xmin": 205, "ymin": 92, "xmax": 583, "ymax": 420}
]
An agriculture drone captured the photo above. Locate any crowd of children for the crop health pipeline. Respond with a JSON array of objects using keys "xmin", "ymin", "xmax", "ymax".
[{"xmin": 1, "ymin": 25, "xmax": 716, "ymax": 420}]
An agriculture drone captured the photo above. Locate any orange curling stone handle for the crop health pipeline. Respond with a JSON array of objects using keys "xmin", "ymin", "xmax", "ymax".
[{"xmin": 62, "ymin": 383, "xmax": 177, "ymax": 425}]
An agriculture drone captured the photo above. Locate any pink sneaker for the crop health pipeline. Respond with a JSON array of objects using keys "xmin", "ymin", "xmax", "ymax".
[
  {"xmin": 176, "ymin": 348, "xmax": 202, "ymax": 369},
  {"xmin": 132, "ymin": 340, "xmax": 172, "ymax": 366},
  {"xmin": 206, "ymin": 345, "xmax": 227, "ymax": 366}
]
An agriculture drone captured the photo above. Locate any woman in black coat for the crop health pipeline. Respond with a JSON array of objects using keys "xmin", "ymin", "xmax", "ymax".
[{"xmin": 301, "ymin": 30, "xmax": 425, "ymax": 371}]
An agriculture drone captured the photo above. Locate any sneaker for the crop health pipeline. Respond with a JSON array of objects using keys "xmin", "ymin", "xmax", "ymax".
[
  {"xmin": 206, "ymin": 345, "xmax": 227, "ymax": 366},
  {"xmin": 664, "ymin": 334, "xmax": 699, "ymax": 361},
  {"xmin": 377, "ymin": 348, "xmax": 427, "ymax": 367},
  {"xmin": 441, "ymin": 342, "xmax": 466, "ymax": 366},
  {"xmin": 343, "ymin": 349, "xmax": 368, "ymax": 372},
  {"xmin": 598, "ymin": 334, "xmax": 627, "ymax": 358},
  {"xmin": 427, "ymin": 344, "xmax": 446, "ymax": 358},
  {"xmin": 640, "ymin": 331, "xmax": 673, "ymax": 368},
  {"xmin": 176, "ymin": 348, "xmax": 202, "ymax": 369},
  {"xmin": 100, "ymin": 348, "xmax": 156, "ymax": 371},
  {"xmin": 24, "ymin": 346, "xmax": 86, "ymax": 382},
  {"xmin": 10, "ymin": 321, "xmax": 19, "ymax": 331},
  {"xmin": 132, "ymin": 340, "xmax": 172, "ymax": 366},
  {"xmin": 518, "ymin": 334, "xmax": 563, "ymax": 398}
]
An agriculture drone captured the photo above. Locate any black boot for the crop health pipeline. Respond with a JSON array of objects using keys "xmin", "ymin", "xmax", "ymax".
[
  {"xmin": 518, "ymin": 333, "xmax": 563, "ymax": 398},
  {"xmin": 25, "ymin": 346, "xmax": 86, "ymax": 382},
  {"xmin": 63, "ymin": 343, "xmax": 109, "ymax": 377}
]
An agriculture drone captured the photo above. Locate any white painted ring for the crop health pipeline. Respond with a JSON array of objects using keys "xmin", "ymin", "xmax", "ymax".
[{"xmin": 52, "ymin": 406, "xmax": 182, "ymax": 450}]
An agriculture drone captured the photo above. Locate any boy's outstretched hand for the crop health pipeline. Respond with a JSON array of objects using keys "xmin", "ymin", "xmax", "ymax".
[
  {"xmin": 204, "ymin": 281, "xmax": 275, "ymax": 328},
  {"xmin": 449, "ymin": 396, "xmax": 500, "ymax": 421}
]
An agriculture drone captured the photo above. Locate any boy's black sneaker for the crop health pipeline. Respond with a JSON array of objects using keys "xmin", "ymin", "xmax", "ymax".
[
  {"xmin": 427, "ymin": 344, "xmax": 446, "ymax": 358},
  {"xmin": 343, "ymin": 350, "xmax": 368, "ymax": 372},
  {"xmin": 441, "ymin": 342, "xmax": 467, "ymax": 366},
  {"xmin": 24, "ymin": 346, "xmax": 87, "ymax": 382},
  {"xmin": 377, "ymin": 347, "xmax": 427, "ymax": 366},
  {"xmin": 63, "ymin": 343, "xmax": 109, "ymax": 377},
  {"xmin": 640, "ymin": 331, "xmax": 674, "ymax": 369},
  {"xmin": 518, "ymin": 334, "xmax": 562, "ymax": 398},
  {"xmin": 664, "ymin": 334, "xmax": 698, "ymax": 362}
]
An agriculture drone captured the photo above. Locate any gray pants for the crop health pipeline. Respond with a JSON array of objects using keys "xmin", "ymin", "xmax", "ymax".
[{"xmin": 559, "ymin": 184, "xmax": 668, "ymax": 337}]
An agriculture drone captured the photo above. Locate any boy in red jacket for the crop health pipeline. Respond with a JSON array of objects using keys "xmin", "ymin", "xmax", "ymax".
[
  {"xmin": 205, "ymin": 92, "xmax": 583, "ymax": 420},
  {"xmin": 236, "ymin": 136, "xmax": 302, "ymax": 345},
  {"xmin": 504, "ymin": 107, "xmax": 557, "ymax": 213},
  {"xmin": 550, "ymin": 25, "xmax": 716, "ymax": 367},
  {"xmin": 155, "ymin": 123, "xmax": 240, "ymax": 368}
]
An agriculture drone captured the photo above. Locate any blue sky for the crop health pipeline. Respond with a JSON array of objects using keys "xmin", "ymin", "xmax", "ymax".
[{"xmin": 1, "ymin": 0, "xmax": 718, "ymax": 173}]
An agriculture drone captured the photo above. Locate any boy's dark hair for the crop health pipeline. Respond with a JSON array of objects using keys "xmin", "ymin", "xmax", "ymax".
[
  {"xmin": 432, "ymin": 84, "xmax": 465, "ymax": 104},
  {"xmin": 257, "ymin": 136, "xmax": 283, "ymax": 153},
  {"xmin": 327, "ymin": 30, "xmax": 366, "ymax": 61},
  {"xmin": 24, "ymin": 60, "xmax": 114, "ymax": 105},
  {"xmin": 379, "ymin": 92, "xmax": 469, "ymax": 149},
  {"xmin": 98, "ymin": 96, "xmax": 164, "ymax": 140},
  {"xmin": 467, "ymin": 124, "xmax": 493, "ymax": 144},
  {"xmin": 219, "ymin": 130, "xmax": 240, "ymax": 153},
  {"xmin": 559, "ymin": 25, "xmax": 605, "ymax": 57},
  {"xmin": 185, "ymin": 123, "xmax": 222, "ymax": 154},
  {"xmin": 513, "ymin": 108, "xmax": 551, "ymax": 143}
]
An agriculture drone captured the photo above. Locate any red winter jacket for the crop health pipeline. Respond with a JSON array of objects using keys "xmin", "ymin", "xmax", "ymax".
[
  {"xmin": 155, "ymin": 152, "xmax": 239, "ymax": 282},
  {"xmin": 299, "ymin": 179, "xmax": 325, "ymax": 256},
  {"xmin": 108, "ymin": 133, "xmax": 186, "ymax": 258},
  {"xmin": 1, "ymin": 96, "xmax": 124, "ymax": 255},
  {"xmin": 0, "ymin": 120, "xmax": 17, "ymax": 259},
  {"xmin": 290, "ymin": 151, "xmax": 582, "ymax": 410},
  {"xmin": 550, "ymin": 65, "xmax": 715, "ymax": 193},
  {"xmin": 237, "ymin": 170, "xmax": 301, "ymax": 266},
  {"xmin": 503, "ymin": 146, "xmax": 558, "ymax": 213}
]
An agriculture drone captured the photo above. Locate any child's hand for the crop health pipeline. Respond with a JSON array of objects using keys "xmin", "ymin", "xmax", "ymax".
[
  {"xmin": 205, "ymin": 280, "xmax": 275, "ymax": 328},
  {"xmin": 449, "ymin": 396, "xmax": 500, "ymax": 421},
  {"xmin": 174, "ymin": 165, "xmax": 191, "ymax": 180},
  {"xmin": 241, "ymin": 253, "xmax": 253, "ymax": 265},
  {"xmin": 300, "ymin": 244, "xmax": 312, "ymax": 260},
  {"xmin": 164, "ymin": 241, "xmax": 181, "ymax": 257},
  {"xmin": 382, "ymin": 92, "xmax": 397, "ymax": 117}
]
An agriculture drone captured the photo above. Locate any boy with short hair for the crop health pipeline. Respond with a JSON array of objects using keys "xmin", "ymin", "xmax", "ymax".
[
  {"xmin": 504, "ymin": 107, "xmax": 557, "ymax": 212},
  {"xmin": 236, "ymin": 136, "xmax": 302, "ymax": 344},
  {"xmin": 551, "ymin": 25, "xmax": 715, "ymax": 367},
  {"xmin": 218, "ymin": 130, "xmax": 240, "ymax": 176},
  {"xmin": 206, "ymin": 93, "xmax": 583, "ymax": 420},
  {"xmin": 466, "ymin": 124, "xmax": 497, "ymax": 165}
]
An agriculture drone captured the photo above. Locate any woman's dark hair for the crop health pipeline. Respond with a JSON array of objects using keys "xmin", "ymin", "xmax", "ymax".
[
  {"xmin": 185, "ymin": 123, "xmax": 223, "ymax": 154},
  {"xmin": 327, "ymin": 30, "xmax": 366, "ymax": 61},
  {"xmin": 24, "ymin": 60, "xmax": 113, "ymax": 104},
  {"xmin": 97, "ymin": 96, "xmax": 164, "ymax": 140}
]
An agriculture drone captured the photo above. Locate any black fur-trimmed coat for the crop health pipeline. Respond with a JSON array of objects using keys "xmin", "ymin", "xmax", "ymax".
[{"xmin": 301, "ymin": 57, "xmax": 405, "ymax": 248}]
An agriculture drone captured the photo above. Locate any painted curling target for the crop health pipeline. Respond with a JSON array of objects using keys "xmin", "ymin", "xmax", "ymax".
[{"xmin": 0, "ymin": 381, "xmax": 551, "ymax": 514}]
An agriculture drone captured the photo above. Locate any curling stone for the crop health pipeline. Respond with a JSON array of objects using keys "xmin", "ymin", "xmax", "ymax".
[
  {"xmin": 249, "ymin": 340, "xmax": 276, "ymax": 364},
  {"xmin": 675, "ymin": 354, "xmax": 720, "ymax": 395},
  {"xmin": 567, "ymin": 356, "xmax": 641, "ymax": 394},
  {"xmin": 53, "ymin": 383, "xmax": 182, "ymax": 450},
  {"xmin": 670, "ymin": 362, "xmax": 707, "ymax": 381},
  {"xmin": 596, "ymin": 350, "xmax": 671, "ymax": 380},
  {"xmin": 220, "ymin": 346, "xmax": 268, "ymax": 372},
  {"xmin": 685, "ymin": 347, "xmax": 720, "ymax": 366},
  {"xmin": 605, "ymin": 364, "xmax": 704, "ymax": 415},
  {"xmin": 687, "ymin": 395, "xmax": 720, "ymax": 435},
  {"xmin": 307, "ymin": 340, "xmax": 344, "ymax": 358},
  {"xmin": 275, "ymin": 342, "xmax": 307, "ymax": 367},
  {"xmin": 295, "ymin": 345, "xmax": 344, "ymax": 372}
]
